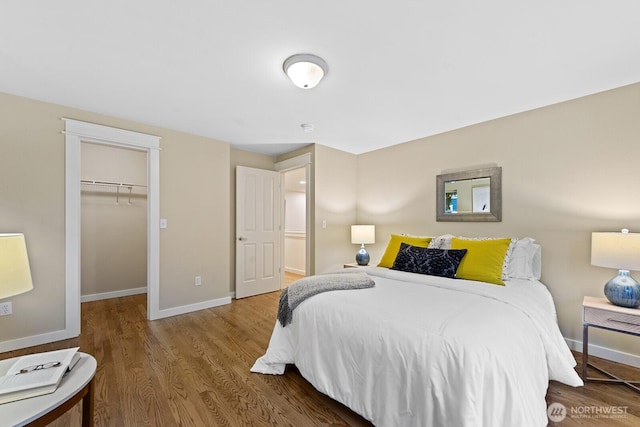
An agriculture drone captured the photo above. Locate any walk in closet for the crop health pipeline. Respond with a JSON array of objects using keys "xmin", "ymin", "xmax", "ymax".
[{"xmin": 80, "ymin": 142, "xmax": 148, "ymax": 302}]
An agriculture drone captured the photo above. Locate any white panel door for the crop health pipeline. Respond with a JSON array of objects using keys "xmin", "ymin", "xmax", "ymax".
[{"xmin": 236, "ymin": 166, "xmax": 282, "ymax": 298}]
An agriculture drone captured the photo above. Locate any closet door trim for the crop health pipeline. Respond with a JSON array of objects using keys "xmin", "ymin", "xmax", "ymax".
[{"xmin": 65, "ymin": 119, "xmax": 162, "ymax": 340}]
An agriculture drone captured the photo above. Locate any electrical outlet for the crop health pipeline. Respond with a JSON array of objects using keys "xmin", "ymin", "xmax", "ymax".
[
  {"xmin": 195, "ymin": 276, "xmax": 202, "ymax": 286},
  {"xmin": 0, "ymin": 302, "xmax": 12, "ymax": 316}
]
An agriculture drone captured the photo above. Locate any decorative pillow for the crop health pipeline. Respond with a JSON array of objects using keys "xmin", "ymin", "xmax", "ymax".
[
  {"xmin": 391, "ymin": 244, "xmax": 467, "ymax": 278},
  {"xmin": 453, "ymin": 236, "xmax": 516, "ymax": 281},
  {"xmin": 378, "ymin": 234, "xmax": 432, "ymax": 268},
  {"xmin": 450, "ymin": 237, "xmax": 512, "ymax": 285}
]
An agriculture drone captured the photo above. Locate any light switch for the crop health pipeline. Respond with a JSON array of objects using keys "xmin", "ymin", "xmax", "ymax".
[{"xmin": 160, "ymin": 218, "xmax": 168, "ymax": 229}]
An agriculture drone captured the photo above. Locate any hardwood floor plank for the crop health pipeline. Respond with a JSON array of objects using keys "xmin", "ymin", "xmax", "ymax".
[
  {"xmin": 3, "ymin": 291, "xmax": 639, "ymax": 427},
  {"xmin": 285, "ymin": 271, "xmax": 304, "ymax": 287}
]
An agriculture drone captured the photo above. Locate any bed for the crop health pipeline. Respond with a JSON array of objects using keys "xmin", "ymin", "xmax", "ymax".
[{"xmin": 251, "ymin": 235, "xmax": 583, "ymax": 427}]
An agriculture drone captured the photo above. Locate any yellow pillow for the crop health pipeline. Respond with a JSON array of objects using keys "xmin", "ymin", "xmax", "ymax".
[
  {"xmin": 378, "ymin": 234, "xmax": 432, "ymax": 268},
  {"xmin": 450, "ymin": 238, "xmax": 512, "ymax": 285}
]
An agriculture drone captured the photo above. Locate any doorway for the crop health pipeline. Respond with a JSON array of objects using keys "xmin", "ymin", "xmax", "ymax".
[
  {"xmin": 80, "ymin": 142, "xmax": 148, "ymax": 302},
  {"xmin": 65, "ymin": 119, "xmax": 161, "ymax": 341},
  {"xmin": 275, "ymin": 153, "xmax": 312, "ymax": 283},
  {"xmin": 283, "ymin": 167, "xmax": 306, "ymax": 286}
]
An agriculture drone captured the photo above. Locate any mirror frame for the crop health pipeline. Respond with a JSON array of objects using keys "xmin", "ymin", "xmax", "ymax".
[{"xmin": 436, "ymin": 167, "xmax": 502, "ymax": 222}]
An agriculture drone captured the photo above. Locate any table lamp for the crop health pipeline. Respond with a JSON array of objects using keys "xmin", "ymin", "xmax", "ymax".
[
  {"xmin": 351, "ymin": 225, "xmax": 375, "ymax": 266},
  {"xmin": 0, "ymin": 233, "xmax": 34, "ymax": 299},
  {"xmin": 591, "ymin": 229, "xmax": 640, "ymax": 308}
]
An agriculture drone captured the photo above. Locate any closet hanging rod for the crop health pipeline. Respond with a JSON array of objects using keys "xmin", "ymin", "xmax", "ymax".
[{"xmin": 80, "ymin": 179, "xmax": 147, "ymax": 188}]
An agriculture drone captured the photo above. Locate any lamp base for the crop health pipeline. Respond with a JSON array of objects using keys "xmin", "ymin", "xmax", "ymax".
[
  {"xmin": 604, "ymin": 270, "xmax": 640, "ymax": 308},
  {"xmin": 356, "ymin": 244, "xmax": 370, "ymax": 266}
]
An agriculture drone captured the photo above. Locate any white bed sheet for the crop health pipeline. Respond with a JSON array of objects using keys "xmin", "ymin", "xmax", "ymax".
[{"xmin": 252, "ymin": 267, "xmax": 582, "ymax": 427}]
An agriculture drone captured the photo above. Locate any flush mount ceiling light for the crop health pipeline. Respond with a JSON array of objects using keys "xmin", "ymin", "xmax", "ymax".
[{"xmin": 283, "ymin": 54, "xmax": 328, "ymax": 89}]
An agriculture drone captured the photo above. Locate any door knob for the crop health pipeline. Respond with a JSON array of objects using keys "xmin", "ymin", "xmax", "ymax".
[{"xmin": 238, "ymin": 237, "xmax": 247, "ymax": 241}]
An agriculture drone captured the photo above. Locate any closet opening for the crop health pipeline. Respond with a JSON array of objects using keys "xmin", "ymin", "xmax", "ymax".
[
  {"xmin": 65, "ymin": 118, "xmax": 161, "ymax": 337},
  {"xmin": 80, "ymin": 142, "xmax": 148, "ymax": 303}
]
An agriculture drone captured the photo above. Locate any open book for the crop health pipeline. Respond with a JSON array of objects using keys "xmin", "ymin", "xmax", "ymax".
[{"xmin": 0, "ymin": 347, "xmax": 80, "ymax": 404}]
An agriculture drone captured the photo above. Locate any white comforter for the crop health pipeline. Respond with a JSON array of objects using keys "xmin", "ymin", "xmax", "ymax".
[{"xmin": 251, "ymin": 267, "xmax": 582, "ymax": 427}]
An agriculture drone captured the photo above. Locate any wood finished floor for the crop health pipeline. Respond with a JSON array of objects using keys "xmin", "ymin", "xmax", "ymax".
[
  {"xmin": 284, "ymin": 271, "xmax": 304, "ymax": 287},
  {"xmin": 2, "ymin": 290, "xmax": 639, "ymax": 427}
]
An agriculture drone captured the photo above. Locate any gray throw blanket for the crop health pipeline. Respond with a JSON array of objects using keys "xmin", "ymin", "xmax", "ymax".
[{"xmin": 278, "ymin": 271, "xmax": 375, "ymax": 327}]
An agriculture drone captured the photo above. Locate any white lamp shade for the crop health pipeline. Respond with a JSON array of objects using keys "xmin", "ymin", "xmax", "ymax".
[
  {"xmin": 0, "ymin": 233, "xmax": 34, "ymax": 299},
  {"xmin": 283, "ymin": 54, "xmax": 328, "ymax": 89},
  {"xmin": 591, "ymin": 231, "xmax": 640, "ymax": 271},
  {"xmin": 351, "ymin": 225, "xmax": 375, "ymax": 245}
]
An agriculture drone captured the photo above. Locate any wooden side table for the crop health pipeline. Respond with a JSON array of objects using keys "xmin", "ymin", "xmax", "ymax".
[
  {"xmin": 0, "ymin": 352, "xmax": 97, "ymax": 426},
  {"xmin": 582, "ymin": 296, "xmax": 640, "ymax": 393},
  {"xmin": 344, "ymin": 263, "xmax": 373, "ymax": 268}
]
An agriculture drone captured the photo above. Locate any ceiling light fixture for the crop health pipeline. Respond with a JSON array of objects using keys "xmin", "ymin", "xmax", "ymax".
[
  {"xmin": 283, "ymin": 54, "xmax": 328, "ymax": 89},
  {"xmin": 300, "ymin": 123, "xmax": 314, "ymax": 133}
]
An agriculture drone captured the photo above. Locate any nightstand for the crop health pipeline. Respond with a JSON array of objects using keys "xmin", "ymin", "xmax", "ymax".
[
  {"xmin": 582, "ymin": 296, "xmax": 640, "ymax": 393},
  {"xmin": 343, "ymin": 263, "xmax": 369, "ymax": 268}
]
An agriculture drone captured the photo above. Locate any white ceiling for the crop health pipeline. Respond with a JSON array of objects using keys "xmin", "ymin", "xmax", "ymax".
[{"xmin": 1, "ymin": 1, "xmax": 639, "ymax": 156}]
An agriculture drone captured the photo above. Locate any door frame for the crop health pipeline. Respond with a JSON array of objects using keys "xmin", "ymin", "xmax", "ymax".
[
  {"xmin": 64, "ymin": 119, "xmax": 162, "ymax": 338},
  {"xmin": 275, "ymin": 153, "xmax": 312, "ymax": 280}
]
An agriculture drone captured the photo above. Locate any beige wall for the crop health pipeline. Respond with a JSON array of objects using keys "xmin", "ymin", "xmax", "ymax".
[
  {"xmin": 81, "ymin": 143, "xmax": 147, "ymax": 297},
  {"xmin": 158, "ymin": 129, "xmax": 230, "ymax": 308},
  {"xmin": 0, "ymin": 91, "xmax": 230, "ymax": 346},
  {"xmin": 313, "ymin": 145, "xmax": 358, "ymax": 273},
  {"xmin": 357, "ymin": 82, "xmax": 640, "ymax": 359},
  {"xmin": 0, "ymin": 94, "xmax": 67, "ymax": 340}
]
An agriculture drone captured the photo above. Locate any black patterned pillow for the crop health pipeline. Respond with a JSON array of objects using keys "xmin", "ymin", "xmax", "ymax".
[{"xmin": 391, "ymin": 243, "xmax": 467, "ymax": 278}]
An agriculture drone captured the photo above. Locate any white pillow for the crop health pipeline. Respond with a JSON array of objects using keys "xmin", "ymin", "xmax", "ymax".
[
  {"xmin": 428, "ymin": 234, "xmax": 454, "ymax": 249},
  {"xmin": 505, "ymin": 237, "xmax": 540, "ymax": 280},
  {"xmin": 530, "ymin": 243, "xmax": 542, "ymax": 280}
]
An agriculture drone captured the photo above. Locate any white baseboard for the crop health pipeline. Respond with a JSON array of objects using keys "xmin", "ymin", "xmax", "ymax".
[
  {"xmin": 0, "ymin": 329, "xmax": 77, "ymax": 354},
  {"xmin": 81, "ymin": 286, "xmax": 147, "ymax": 303},
  {"xmin": 565, "ymin": 337, "xmax": 640, "ymax": 369},
  {"xmin": 285, "ymin": 267, "xmax": 305, "ymax": 275},
  {"xmin": 152, "ymin": 296, "xmax": 232, "ymax": 320}
]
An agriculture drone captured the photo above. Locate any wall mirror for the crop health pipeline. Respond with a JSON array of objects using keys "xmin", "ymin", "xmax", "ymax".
[{"xmin": 436, "ymin": 167, "xmax": 502, "ymax": 222}]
